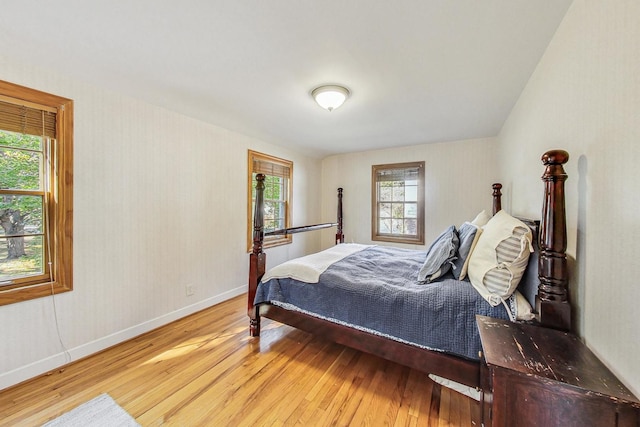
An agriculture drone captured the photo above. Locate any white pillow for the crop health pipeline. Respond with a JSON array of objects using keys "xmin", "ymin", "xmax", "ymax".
[
  {"xmin": 513, "ymin": 291, "xmax": 535, "ymax": 321},
  {"xmin": 468, "ymin": 210, "xmax": 533, "ymax": 306},
  {"xmin": 471, "ymin": 210, "xmax": 491, "ymax": 227}
]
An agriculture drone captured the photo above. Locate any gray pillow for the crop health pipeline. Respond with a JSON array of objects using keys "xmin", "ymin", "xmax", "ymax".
[
  {"xmin": 452, "ymin": 222, "xmax": 479, "ymax": 280},
  {"xmin": 418, "ymin": 225, "xmax": 459, "ymax": 283}
]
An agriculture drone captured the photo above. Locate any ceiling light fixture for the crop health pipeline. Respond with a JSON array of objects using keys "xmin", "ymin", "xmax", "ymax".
[{"xmin": 311, "ymin": 85, "xmax": 350, "ymax": 112}]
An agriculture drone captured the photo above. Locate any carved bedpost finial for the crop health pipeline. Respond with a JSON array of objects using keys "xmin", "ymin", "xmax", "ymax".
[
  {"xmin": 492, "ymin": 183, "xmax": 502, "ymax": 215},
  {"xmin": 541, "ymin": 149, "xmax": 569, "ymax": 167},
  {"xmin": 538, "ymin": 149, "xmax": 571, "ymax": 331}
]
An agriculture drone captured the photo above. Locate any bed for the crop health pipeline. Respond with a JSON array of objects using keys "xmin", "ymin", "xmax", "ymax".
[{"xmin": 247, "ymin": 149, "xmax": 571, "ymax": 389}]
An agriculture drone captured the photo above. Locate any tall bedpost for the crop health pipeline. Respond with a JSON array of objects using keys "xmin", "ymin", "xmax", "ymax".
[
  {"xmin": 492, "ymin": 183, "xmax": 502, "ymax": 215},
  {"xmin": 248, "ymin": 173, "xmax": 266, "ymax": 337},
  {"xmin": 336, "ymin": 188, "xmax": 344, "ymax": 244},
  {"xmin": 538, "ymin": 150, "xmax": 571, "ymax": 331}
]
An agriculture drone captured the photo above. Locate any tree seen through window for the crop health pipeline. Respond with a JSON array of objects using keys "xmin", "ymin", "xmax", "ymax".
[{"xmin": 0, "ymin": 130, "xmax": 46, "ymax": 281}]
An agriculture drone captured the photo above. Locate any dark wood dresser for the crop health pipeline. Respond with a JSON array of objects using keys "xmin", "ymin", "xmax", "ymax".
[{"xmin": 477, "ymin": 315, "xmax": 640, "ymax": 427}]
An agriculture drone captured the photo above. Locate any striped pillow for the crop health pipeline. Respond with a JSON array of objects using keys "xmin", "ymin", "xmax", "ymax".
[
  {"xmin": 483, "ymin": 226, "xmax": 528, "ymax": 293},
  {"xmin": 468, "ymin": 211, "xmax": 533, "ymax": 306}
]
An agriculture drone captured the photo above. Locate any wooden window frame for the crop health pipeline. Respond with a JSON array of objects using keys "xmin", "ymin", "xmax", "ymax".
[
  {"xmin": 0, "ymin": 80, "xmax": 73, "ymax": 306},
  {"xmin": 371, "ymin": 161, "xmax": 425, "ymax": 245},
  {"xmin": 247, "ymin": 150, "xmax": 292, "ymax": 251}
]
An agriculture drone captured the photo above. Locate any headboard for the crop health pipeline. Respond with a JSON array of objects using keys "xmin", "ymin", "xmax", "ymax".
[{"xmin": 491, "ymin": 151, "xmax": 570, "ymax": 332}]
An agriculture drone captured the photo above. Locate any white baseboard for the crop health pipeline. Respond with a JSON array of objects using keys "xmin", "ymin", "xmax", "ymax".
[{"xmin": 0, "ymin": 286, "xmax": 246, "ymax": 391}]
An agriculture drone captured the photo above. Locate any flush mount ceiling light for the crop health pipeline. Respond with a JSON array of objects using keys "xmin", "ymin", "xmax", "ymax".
[{"xmin": 311, "ymin": 85, "xmax": 350, "ymax": 112}]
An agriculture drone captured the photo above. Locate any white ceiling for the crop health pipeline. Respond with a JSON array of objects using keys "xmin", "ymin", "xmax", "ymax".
[{"xmin": 0, "ymin": 1, "xmax": 572, "ymax": 157}]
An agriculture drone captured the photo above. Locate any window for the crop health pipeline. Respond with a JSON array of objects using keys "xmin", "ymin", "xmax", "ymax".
[
  {"xmin": 372, "ymin": 161, "xmax": 425, "ymax": 244},
  {"xmin": 0, "ymin": 80, "xmax": 73, "ymax": 306},
  {"xmin": 247, "ymin": 150, "xmax": 292, "ymax": 250}
]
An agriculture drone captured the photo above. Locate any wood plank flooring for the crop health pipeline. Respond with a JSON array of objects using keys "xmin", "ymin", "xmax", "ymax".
[{"xmin": 0, "ymin": 294, "xmax": 481, "ymax": 426}]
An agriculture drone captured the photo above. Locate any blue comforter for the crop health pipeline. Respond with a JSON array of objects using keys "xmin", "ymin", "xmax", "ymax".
[{"xmin": 254, "ymin": 245, "xmax": 511, "ymax": 361}]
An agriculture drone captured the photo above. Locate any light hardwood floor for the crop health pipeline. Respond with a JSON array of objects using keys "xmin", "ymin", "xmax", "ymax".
[{"xmin": 0, "ymin": 294, "xmax": 480, "ymax": 426}]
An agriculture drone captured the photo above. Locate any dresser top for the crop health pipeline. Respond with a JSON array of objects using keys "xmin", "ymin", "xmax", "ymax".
[{"xmin": 477, "ymin": 315, "xmax": 640, "ymax": 406}]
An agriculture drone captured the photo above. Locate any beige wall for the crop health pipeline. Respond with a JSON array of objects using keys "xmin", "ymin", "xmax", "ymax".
[
  {"xmin": 320, "ymin": 138, "xmax": 499, "ymax": 250},
  {"xmin": 0, "ymin": 56, "xmax": 323, "ymax": 390},
  {"xmin": 497, "ymin": 0, "xmax": 640, "ymax": 394}
]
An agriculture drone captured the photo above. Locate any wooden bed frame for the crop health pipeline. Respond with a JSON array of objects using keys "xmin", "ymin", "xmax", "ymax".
[{"xmin": 247, "ymin": 149, "xmax": 571, "ymax": 389}]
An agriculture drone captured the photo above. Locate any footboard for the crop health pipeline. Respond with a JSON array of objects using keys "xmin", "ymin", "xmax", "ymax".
[{"xmin": 247, "ymin": 174, "xmax": 343, "ymax": 336}]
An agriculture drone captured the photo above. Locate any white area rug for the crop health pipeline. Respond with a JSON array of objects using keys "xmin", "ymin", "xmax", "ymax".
[
  {"xmin": 428, "ymin": 374, "xmax": 481, "ymax": 401},
  {"xmin": 42, "ymin": 393, "xmax": 140, "ymax": 427}
]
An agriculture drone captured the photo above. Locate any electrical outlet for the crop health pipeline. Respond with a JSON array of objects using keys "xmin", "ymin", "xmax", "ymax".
[{"xmin": 185, "ymin": 284, "xmax": 195, "ymax": 296}]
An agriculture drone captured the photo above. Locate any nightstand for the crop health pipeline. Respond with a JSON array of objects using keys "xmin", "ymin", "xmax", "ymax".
[{"xmin": 477, "ymin": 315, "xmax": 640, "ymax": 427}]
